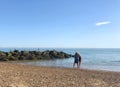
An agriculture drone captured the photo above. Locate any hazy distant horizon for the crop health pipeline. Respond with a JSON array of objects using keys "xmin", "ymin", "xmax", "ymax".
[{"xmin": 0, "ymin": 47, "xmax": 120, "ymax": 49}]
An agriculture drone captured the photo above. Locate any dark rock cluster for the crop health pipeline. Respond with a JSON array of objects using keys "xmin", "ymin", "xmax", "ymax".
[{"xmin": 0, "ymin": 50, "xmax": 72, "ymax": 61}]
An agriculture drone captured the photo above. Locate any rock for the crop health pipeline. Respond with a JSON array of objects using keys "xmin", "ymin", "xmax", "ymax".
[{"xmin": 0, "ymin": 50, "xmax": 72, "ymax": 61}]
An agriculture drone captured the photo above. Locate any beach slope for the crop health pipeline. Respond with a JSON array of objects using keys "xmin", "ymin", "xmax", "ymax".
[{"xmin": 0, "ymin": 62, "xmax": 120, "ymax": 87}]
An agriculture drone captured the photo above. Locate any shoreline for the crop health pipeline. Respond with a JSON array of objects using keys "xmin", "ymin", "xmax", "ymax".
[
  {"xmin": 0, "ymin": 62, "xmax": 120, "ymax": 87},
  {"xmin": 9, "ymin": 61, "xmax": 120, "ymax": 73},
  {"xmin": 9, "ymin": 60, "xmax": 120, "ymax": 73}
]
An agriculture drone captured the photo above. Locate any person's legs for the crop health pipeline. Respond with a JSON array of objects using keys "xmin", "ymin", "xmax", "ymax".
[
  {"xmin": 73, "ymin": 63, "xmax": 78, "ymax": 68},
  {"xmin": 77, "ymin": 63, "xmax": 79, "ymax": 68},
  {"xmin": 73, "ymin": 63, "xmax": 75, "ymax": 68},
  {"xmin": 73, "ymin": 60, "xmax": 76, "ymax": 68},
  {"xmin": 78, "ymin": 62, "xmax": 80, "ymax": 68},
  {"xmin": 73, "ymin": 59, "xmax": 79, "ymax": 68},
  {"xmin": 78, "ymin": 61, "xmax": 81, "ymax": 68}
]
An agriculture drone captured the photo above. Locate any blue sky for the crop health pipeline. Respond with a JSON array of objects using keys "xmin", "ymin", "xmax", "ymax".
[{"xmin": 0, "ymin": 0, "xmax": 120, "ymax": 48}]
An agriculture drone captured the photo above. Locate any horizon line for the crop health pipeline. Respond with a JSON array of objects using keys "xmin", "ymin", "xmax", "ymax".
[{"xmin": 0, "ymin": 47, "xmax": 120, "ymax": 49}]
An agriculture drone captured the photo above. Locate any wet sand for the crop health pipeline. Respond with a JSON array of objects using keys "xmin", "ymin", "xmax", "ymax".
[{"xmin": 0, "ymin": 62, "xmax": 120, "ymax": 87}]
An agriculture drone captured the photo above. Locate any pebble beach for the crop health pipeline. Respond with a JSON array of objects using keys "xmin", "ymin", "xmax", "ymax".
[{"xmin": 0, "ymin": 62, "xmax": 120, "ymax": 87}]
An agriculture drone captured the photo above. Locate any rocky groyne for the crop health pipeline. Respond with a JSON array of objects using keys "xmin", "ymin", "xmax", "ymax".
[{"xmin": 0, "ymin": 50, "xmax": 71, "ymax": 61}]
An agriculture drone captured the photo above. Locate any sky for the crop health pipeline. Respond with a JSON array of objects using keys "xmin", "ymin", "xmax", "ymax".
[{"xmin": 0, "ymin": 0, "xmax": 120, "ymax": 48}]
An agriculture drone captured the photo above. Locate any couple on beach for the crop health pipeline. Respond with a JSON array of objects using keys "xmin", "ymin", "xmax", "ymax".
[{"xmin": 73, "ymin": 52, "xmax": 82, "ymax": 68}]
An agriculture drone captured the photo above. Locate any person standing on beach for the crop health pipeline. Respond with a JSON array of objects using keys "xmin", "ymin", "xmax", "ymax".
[
  {"xmin": 73, "ymin": 52, "xmax": 82, "ymax": 68},
  {"xmin": 73, "ymin": 52, "xmax": 79, "ymax": 68}
]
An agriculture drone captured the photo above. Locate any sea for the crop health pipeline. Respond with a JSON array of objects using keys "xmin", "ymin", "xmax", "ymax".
[{"xmin": 1, "ymin": 48, "xmax": 120, "ymax": 72}]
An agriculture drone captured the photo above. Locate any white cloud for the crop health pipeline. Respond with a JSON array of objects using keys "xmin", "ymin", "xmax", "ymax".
[{"xmin": 96, "ymin": 21, "xmax": 111, "ymax": 26}]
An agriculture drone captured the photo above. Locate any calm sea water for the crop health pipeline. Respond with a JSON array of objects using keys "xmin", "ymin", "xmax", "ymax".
[{"xmin": 1, "ymin": 48, "xmax": 120, "ymax": 72}]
